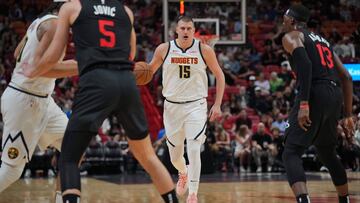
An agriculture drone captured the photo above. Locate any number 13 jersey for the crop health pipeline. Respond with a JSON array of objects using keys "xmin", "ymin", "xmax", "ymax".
[
  {"xmin": 289, "ymin": 29, "xmax": 340, "ymax": 83},
  {"xmin": 162, "ymin": 39, "xmax": 208, "ymax": 102}
]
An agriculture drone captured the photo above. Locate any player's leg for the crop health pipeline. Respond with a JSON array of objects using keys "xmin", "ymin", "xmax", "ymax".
[
  {"xmin": 282, "ymin": 99, "xmax": 322, "ymax": 203},
  {"xmin": 316, "ymin": 145, "xmax": 349, "ymax": 203},
  {"xmin": 127, "ymin": 136, "xmax": 178, "ymax": 202},
  {"xmin": 0, "ymin": 88, "xmax": 47, "ymax": 193},
  {"xmin": 166, "ymin": 131, "xmax": 189, "ymax": 196},
  {"xmin": 38, "ymin": 98, "xmax": 68, "ymax": 203},
  {"xmin": 163, "ymin": 100, "xmax": 188, "ymax": 196},
  {"xmin": 59, "ymin": 69, "xmax": 118, "ymax": 203},
  {"xmin": 184, "ymin": 99, "xmax": 207, "ymax": 203},
  {"xmin": 116, "ymin": 70, "xmax": 177, "ymax": 203}
]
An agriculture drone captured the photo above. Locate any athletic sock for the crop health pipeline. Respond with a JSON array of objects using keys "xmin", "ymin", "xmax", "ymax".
[
  {"xmin": 62, "ymin": 194, "xmax": 80, "ymax": 203},
  {"xmin": 296, "ymin": 194, "xmax": 310, "ymax": 203},
  {"xmin": 161, "ymin": 189, "xmax": 178, "ymax": 203},
  {"xmin": 339, "ymin": 195, "xmax": 350, "ymax": 203},
  {"xmin": 55, "ymin": 191, "xmax": 62, "ymax": 203}
]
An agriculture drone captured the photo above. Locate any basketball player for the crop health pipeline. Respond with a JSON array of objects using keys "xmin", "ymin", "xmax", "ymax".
[
  {"xmin": 22, "ymin": 1, "xmax": 178, "ymax": 203},
  {"xmin": 149, "ymin": 16, "xmax": 225, "ymax": 203},
  {"xmin": 281, "ymin": 5, "xmax": 354, "ymax": 203},
  {"xmin": 0, "ymin": 1, "xmax": 77, "ymax": 202}
]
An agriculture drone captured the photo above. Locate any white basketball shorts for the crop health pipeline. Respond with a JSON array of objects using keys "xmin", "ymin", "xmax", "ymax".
[
  {"xmin": 1, "ymin": 87, "xmax": 68, "ymax": 166},
  {"xmin": 163, "ymin": 98, "xmax": 207, "ymax": 146}
]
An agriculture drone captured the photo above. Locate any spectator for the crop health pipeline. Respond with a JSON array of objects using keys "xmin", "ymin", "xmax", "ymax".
[
  {"xmin": 251, "ymin": 123, "xmax": 276, "ymax": 172},
  {"xmin": 234, "ymin": 125, "xmax": 252, "ymax": 172},
  {"xmin": 235, "ymin": 109, "xmax": 252, "ymax": 131},
  {"xmin": 214, "ymin": 127, "xmax": 231, "ymax": 172},
  {"xmin": 254, "ymin": 73, "xmax": 270, "ymax": 94},
  {"xmin": 271, "ymin": 113, "xmax": 288, "ymax": 136},
  {"xmin": 269, "ymin": 71, "xmax": 284, "ymax": 92}
]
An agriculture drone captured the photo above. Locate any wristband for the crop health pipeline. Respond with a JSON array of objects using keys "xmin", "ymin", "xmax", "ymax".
[{"xmin": 299, "ymin": 103, "xmax": 309, "ymax": 110}]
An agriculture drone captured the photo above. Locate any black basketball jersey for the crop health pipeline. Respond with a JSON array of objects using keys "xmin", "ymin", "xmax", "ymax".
[
  {"xmin": 289, "ymin": 29, "xmax": 339, "ymax": 83},
  {"xmin": 72, "ymin": 0, "xmax": 132, "ymax": 74}
]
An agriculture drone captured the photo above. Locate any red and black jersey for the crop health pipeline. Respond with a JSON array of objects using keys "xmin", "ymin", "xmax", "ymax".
[
  {"xmin": 289, "ymin": 29, "xmax": 340, "ymax": 84},
  {"xmin": 72, "ymin": 0, "xmax": 132, "ymax": 74}
]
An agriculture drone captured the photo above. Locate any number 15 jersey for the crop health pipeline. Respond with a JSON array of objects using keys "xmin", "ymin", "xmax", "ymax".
[
  {"xmin": 72, "ymin": 0, "xmax": 133, "ymax": 75},
  {"xmin": 162, "ymin": 39, "xmax": 208, "ymax": 102}
]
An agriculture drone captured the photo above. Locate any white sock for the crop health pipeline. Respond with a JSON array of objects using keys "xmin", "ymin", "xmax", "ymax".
[
  {"xmin": 167, "ymin": 143, "xmax": 187, "ymax": 174},
  {"xmin": 186, "ymin": 139, "xmax": 202, "ymax": 195},
  {"xmin": 55, "ymin": 191, "xmax": 62, "ymax": 203}
]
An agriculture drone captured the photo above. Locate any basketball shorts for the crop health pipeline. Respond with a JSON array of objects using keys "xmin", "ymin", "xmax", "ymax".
[
  {"xmin": 1, "ymin": 87, "xmax": 67, "ymax": 166},
  {"xmin": 284, "ymin": 81, "xmax": 342, "ymax": 148},
  {"xmin": 163, "ymin": 98, "xmax": 207, "ymax": 147},
  {"xmin": 66, "ymin": 68, "xmax": 148, "ymax": 140}
]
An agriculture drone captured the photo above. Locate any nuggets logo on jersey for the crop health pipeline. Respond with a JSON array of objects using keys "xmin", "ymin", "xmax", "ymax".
[
  {"xmin": 171, "ymin": 57, "xmax": 198, "ymax": 64},
  {"xmin": 8, "ymin": 147, "xmax": 19, "ymax": 159}
]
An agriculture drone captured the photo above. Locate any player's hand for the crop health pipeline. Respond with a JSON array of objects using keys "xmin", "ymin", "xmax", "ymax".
[
  {"xmin": 209, "ymin": 104, "xmax": 222, "ymax": 122},
  {"xmin": 17, "ymin": 62, "xmax": 36, "ymax": 78},
  {"xmin": 298, "ymin": 103, "xmax": 311, "ymax": 131},
  {"xmin": 341, "ymin": 116, "xmax": 355, "ymax": 139}
]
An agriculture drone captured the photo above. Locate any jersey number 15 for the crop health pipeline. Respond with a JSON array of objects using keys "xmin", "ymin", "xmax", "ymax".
[{"xmin": 179, "ymin": 65, "xmax": 190, "ymax": 78}]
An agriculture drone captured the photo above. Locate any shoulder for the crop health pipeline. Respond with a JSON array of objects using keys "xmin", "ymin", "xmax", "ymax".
[
  {"xmin": 156, "ymin": 42, "xmax": 170, "ymax": 53},
  {"xmin": 282, "ymin": 31, "xmax": 305, "ymax": 54},
  {"xmin": 199, "ymin": 42, "xmax": 213, "ymax": 53},
  {"xmin": 37, "ymin": 17, "xmax": 58, "ymax": 40},
  {"xmin": 282, "ymin": 31, "xmax": 304, "ymax": 44},
  {"xmin": 124, "ymin": 5, "xmax": 134, "ymax": 22}
]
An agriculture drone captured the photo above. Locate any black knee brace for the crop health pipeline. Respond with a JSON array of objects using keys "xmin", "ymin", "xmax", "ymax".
[
  {"xmin": 282, "ymin": 144, "xmax": 307, "ymax": 186},
  {"xmin": 316, "ymin": 146, "xmax": 347, "ymax": 186}
]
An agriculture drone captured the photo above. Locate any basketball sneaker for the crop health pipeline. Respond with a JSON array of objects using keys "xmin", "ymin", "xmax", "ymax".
[
  {"xmin": 176, "ymin": 172, "xmax": 188, "ymax": 196},
  {"xmin": 187, "ymin": 193, "xmax": 198, "ymax": 203}
]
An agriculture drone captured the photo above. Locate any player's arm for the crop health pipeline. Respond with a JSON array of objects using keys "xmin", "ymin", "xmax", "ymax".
[
  {"xmin": 201, "ymin": 43, "xmax": 225, "ymax": 122},
  {"xmin": 333, "ymin": 53, "xmax": 354, "ymax": 137},
  {"xmin": 40, "ymin": 59, "xmax": 78, "ymax": 78},
  {"xmin": 27, "ymin": 2, "xmax": 72, "ymax": 78},
  {"xmin": 282, "ymin": 31, "xmax": 312, "ymax": 131},
  {"xmin": 148, "ymin": 43, "xmax": 169, "ymax": 74},
  {"xmin": 124, "ymin": 6, "xmax": 136, "ymax": 60},
  {"xmin": 282, "ymin": 31, "xmax": 312, "ymax": 104},
  {"xmin": 334, "ymin": 53, "xmax": 353, "ymax": 117},
  {"xmin": 14, "ymin": 35, "xmax": 27, "ymax": 59}
]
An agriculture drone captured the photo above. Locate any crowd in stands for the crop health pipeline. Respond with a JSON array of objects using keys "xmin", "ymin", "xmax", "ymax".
[{"xmin": 0, "ymin": 0, "xmax": 359, "ymax": 176}]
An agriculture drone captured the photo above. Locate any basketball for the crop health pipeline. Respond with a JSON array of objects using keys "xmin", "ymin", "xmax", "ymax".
[{"xmin": 133, "ymin": 61, "xmax": 153, "ymax": 85}]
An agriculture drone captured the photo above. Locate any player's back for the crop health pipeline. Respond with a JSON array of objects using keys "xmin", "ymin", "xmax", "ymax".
[
  {"xmin": 10, "ymin": 14, "xmax": 59, "ymax": 95},
  {"xmin": 72, "ymin": 0, "xmax": 133, "ymax": 75},
  {"xmin": 290, "ymin": 29, "xmax": 340, "ymax": 84}
]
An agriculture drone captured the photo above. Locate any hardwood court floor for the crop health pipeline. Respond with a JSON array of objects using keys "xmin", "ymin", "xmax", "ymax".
[{"xmin": 1, "ymin": 172, "xmax": 359, "ymax": 203}]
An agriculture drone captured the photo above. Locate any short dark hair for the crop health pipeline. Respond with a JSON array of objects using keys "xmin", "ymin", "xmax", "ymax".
[
  {"xmin": 285, "ymin": 4, "xmax": 311, "ymax": 23},
  {"xmin": 177, "ymin": 15, "xmax": 194, "ymax": 24}
]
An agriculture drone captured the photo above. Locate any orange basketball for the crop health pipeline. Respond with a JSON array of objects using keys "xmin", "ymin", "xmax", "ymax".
[{"xmin": 133, "ymin": 61, "xmax": 153, "ymax": 85}]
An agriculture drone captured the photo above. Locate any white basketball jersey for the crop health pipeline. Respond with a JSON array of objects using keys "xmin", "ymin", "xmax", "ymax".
[
  {"xmin": 10, "ymin": 14, "xmax": 60, "ymax": 95},
  {"xmin": 162, "ymin": 39, "xmax": 208, "ymax": 102}
]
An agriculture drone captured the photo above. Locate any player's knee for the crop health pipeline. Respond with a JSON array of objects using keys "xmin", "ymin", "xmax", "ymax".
[{"xmin": 187, "ymin": 139, "xmax": 202, "ymax": 155}]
